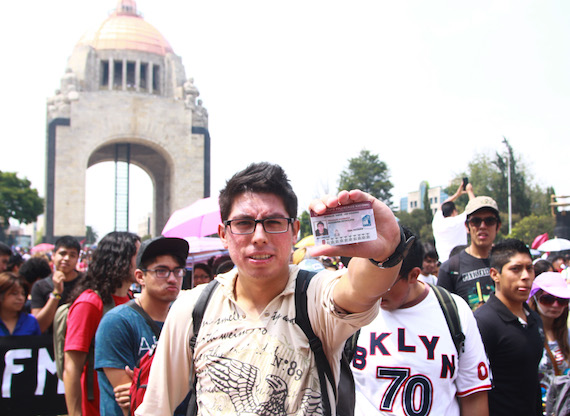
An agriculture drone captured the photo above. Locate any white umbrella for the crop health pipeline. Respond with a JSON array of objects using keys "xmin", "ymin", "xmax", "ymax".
[{"xmin": 537, "ymin": 238, "xmax": 570, "ymax": 252}]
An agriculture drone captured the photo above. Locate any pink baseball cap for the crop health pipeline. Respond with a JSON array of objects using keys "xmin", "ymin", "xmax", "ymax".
[{"xmin": 530, "ymin": 272, "xmax": 570, "ymax": 299}]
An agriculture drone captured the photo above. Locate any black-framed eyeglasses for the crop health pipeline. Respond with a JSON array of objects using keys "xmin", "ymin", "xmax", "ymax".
[
  {"xmin": 536, "ymin": 293, "xmax": 570, "ymax": 307},
  {"xmin": 142, "ymin": 267, "xmax": 186, "ymax": 279},
  {"xmin": 224, "ymin": 218, "xmax": 294, "ymax": 235},
  {"xmin": 468, "ymin": 216, "xmax": 498, "ymax": 227}
]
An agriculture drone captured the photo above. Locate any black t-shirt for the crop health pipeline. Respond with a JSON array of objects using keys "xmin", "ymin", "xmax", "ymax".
[
  {"xmin": 30, "ymin": 273, "xmax": 83, "ymax": 309},
  {"xmin": 474, "ymin": 293, "xmax": 544, "ymax": 416},
  {"xmin": 437, "ymin": 250, "xmax": 494, "ymax": 310}
]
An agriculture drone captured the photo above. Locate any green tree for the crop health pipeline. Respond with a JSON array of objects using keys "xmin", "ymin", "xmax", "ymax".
[
  {"xmin": 529, "ymin": 185, "xmax": 555, "ymax": 217},
  {"xmin": 298, "ymin": 210, "xmax": 312, "ymax": 239},
  {"xmin": 85, "ymin": 226, "xmax": 98, "ymax": 244},
  {"xmin": 445, "ymin": 146, "xmax": 553, "ymax": 225},
  {"xmin": 0, "ymin": 171, "xmax": 43, "ymax": 239},
  {"xmin": 338, "ymin": 149, "xmax": 393, "ymax": 204},
  {"xmin": 422, "ymin": 182, "xmax": 433, "ymax": 224},
  {"xmin": 509, "ymin": 214, "xmax": 555, "ymax": 245},
  {"xmin": 493, "ymin": 138, "xmax": 532, "ymax": 217},
  {"xmin": 395, "ymin": 209, "xmax": 434, "ymax": 244}
]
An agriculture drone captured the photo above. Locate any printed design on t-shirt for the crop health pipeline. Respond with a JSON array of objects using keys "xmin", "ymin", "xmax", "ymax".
[
  {"xmin": 459, "ymin": 267, "xmax": 494, "ymax": 309},
  {"xmin": 207, "ymin": 356, "xmax": 322, "ymax": 416}
]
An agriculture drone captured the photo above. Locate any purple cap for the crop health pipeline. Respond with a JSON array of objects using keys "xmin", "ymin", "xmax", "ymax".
[{"xmin": 529, "ymin": 272, "xmax": 570, "ymax": 299}]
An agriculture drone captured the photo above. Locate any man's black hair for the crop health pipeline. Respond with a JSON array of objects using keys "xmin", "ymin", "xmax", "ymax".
[
  {"xmin": 19, "ymin": 257, "xmax": 52, "ymax": 285},
  {"xmin": 441, "ymin": 201, "xmax": 456, "ymax": 218},
  {"xmin": 421, "ymin": 243, "xmax": 438, "ymax": 261},
  {"xmin": 490, "ymin": 239, "xmax": 531, "ymax": 272},
  {"xmin": 7, "ymin": 254, "xmax": 24, "ymax": 271},
  {"xmin": 193, "ymin": 263, "xmax": 212, "ymax": 277},
  {"xmin": 218, "ymin": 162, "xmax": 298, "ymax": 222},
  {"xmin": 0, "ymin": 242, "xmax": 11, "ymax": 257},
  {"xmin": 399, "ymin": 227, "xmax": 422, "ymax": 279},
  {"xmin": 533, "ymin": 259, "xmax": 553, "ymax": 277},
  {"xmin": 54, "ymin": 235, "xmax": 81, "ymax": 254},
  {"xmin": 548, "ymin": 254, "xmax": 565, "ymax": 264}
]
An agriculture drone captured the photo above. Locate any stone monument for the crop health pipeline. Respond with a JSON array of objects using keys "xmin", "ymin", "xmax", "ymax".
[{"xmin": 45, "ymin": 0, "xmax": 209, "ymax": 242}]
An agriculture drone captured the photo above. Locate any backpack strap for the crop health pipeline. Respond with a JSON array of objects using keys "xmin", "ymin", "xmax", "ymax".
[
  {"xmin": 428, "ymin": 284, "xmax": 465, "ymax": 356},
  {"xmin": 127, "ymin": 299, "xmax": 162, "ymax": 339},
  {"xmin": 295, "ymin": 269, "xmax": 335, "ymax": 416},
  {"xmin": 184, "ymin": 279, "xmax": 220, "ymax": 416}
]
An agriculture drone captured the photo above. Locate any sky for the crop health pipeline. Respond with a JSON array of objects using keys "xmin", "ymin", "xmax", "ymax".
[{"xmin": 1, "ymin": 0, "xmax": 569, "ymax": 239}]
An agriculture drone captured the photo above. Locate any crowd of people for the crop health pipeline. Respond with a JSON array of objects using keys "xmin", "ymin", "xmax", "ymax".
[{"xmin": 0, "ymin": 164, "xmax": 569, "ymax": 416}]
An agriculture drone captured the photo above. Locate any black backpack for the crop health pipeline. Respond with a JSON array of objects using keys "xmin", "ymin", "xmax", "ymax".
[{"xmin": 178, "ymin": 270, "xmax": 358, "ymax": 416}]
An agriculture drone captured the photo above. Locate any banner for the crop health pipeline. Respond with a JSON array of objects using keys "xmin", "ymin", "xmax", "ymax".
[{"xmin": 0, "ymin": 335, "xmax": 67, "ymax": 416}]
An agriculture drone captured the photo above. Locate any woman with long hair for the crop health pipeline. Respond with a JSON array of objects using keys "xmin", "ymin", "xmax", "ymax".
[
  {"xmin": 528, "ymin": 271, "xmax": 570, "ymax": 408},
  {"xmin": 0, "ymin": 272, "xmax": 40, "ymax": 336},
  {"xmin": 63, "ymin": 231, "xmax": 140, "ymax": 416}
]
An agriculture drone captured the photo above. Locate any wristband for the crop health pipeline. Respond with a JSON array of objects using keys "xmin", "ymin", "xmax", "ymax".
[
  {"xmin": 369, "ymin": 225, "xmax": 415, "ymax": 269},
  {"xmin": 50, "ymin": 290, "xmax": 62, "ymax": 300}
]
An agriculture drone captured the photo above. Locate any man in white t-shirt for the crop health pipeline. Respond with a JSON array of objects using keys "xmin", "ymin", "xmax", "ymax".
[
  {"xmin": 432, "ymin": 182, "xmax": 475, "ymax": 262},
  {"xmin": 417, "ymin": 242, "xmax": 439, "ymax": 285},
  {"xmin": 352, "ymin": 228, "xmax": 491, "ymax": 416}
]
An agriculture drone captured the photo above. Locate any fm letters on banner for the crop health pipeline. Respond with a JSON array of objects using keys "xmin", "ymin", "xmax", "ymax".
[{"xmin": 0, "ymin": 335, "xmax": 67, "ymax": 416}]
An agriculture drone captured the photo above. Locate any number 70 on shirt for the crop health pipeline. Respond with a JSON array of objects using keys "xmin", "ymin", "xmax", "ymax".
[{"xmin": 377, "ymin": 367, "xmax": 433, "ymax": 416}]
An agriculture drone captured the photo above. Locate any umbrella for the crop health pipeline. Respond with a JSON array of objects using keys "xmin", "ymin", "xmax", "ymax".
[
  {"xmin": 180, "ymin": 237, "xmax": 226, "ymax": 263},
  {"xmin": 185, "ymin": 236, "xmax": 225, "ymax": 253},
  {"xmin": 31, "ymin": 243, "xmax": 54, "ymax": 254},
  {"xmin": 537, "ymin": 238, "xmax": 570, "ymax": 252},
  {"xmin": 295, "ymin": 235, "xmax": 315, "ymax": 249},
  {"xmin": 531, "ymin": 233, "xmax": 549, "ymax": 250},
  {"xmin": 162, "ymin": 197, "xmax": 221, "ymax": 238}
]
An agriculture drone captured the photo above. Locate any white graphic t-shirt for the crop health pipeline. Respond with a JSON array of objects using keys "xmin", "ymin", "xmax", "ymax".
[{"xmin": 352, "ymin": 286, "xmax": 491, "ymax": 416}]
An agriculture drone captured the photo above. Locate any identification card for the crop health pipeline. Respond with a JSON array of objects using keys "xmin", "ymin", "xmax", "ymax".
[{"xmin": 310, "ymin": 201, "xmax": 376, "ymax": 246}]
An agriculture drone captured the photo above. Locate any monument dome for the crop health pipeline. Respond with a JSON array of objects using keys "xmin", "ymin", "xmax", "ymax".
[
  {"xmin": 45, "ymin": 0, "xmax": 209, "ymax": 243},
  {"xmin": 77, "ymin": 0, "xmax": 173, "ymax": 56}
]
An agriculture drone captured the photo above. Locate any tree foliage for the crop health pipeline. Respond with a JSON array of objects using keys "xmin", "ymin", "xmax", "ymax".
[
  {"xmin": 510, "ymin": 214, "xmax": 555, "ymax": 245},
  {"xmin": 444, "ymin": 142, "xmax": 553, "ymax": 230},
  {"xmin": 298, "ymin": 210, "xmax": 312, "ymax": 239},
  {"xmin": 85, "ymin": 226, "xmax": 98, "ymax": 244},
  {"xmin": 0, "ymin": 171, "xmax": 43, "ymax": 231},
  {"xmin": 422, "ymin": 182, "xmax": 433, "ymax": 224},
  {"xmin": 338, "ymin": 149, "xmax": 393, "ymax": 204},
  {"xmin": 395, "ymin": 209, "xmax": 434, "ymax": 245}
]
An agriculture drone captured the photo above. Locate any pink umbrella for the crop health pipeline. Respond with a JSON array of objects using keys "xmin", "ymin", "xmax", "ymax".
[
  {"xmin": 31, "ymin": 243, "xmax": 55, "ymax": 254},
  {"xmin": 531, "ymin": 233, "xmax": 549, "ymax": 250},
  {"xmin": 162, "ymin": 197, "xmax": 222, "ymax": 238}
]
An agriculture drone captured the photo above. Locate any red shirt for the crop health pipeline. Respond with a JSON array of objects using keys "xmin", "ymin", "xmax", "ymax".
[{"xmin": 65, "ymin": 290, "xmax": 131, "ymax": 416}]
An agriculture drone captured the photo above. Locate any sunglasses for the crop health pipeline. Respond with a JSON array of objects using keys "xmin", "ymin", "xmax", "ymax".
[
  {"xmin": 467, "ymin": 216, "xmax": 498, "ymax": 227},
  {"xmin": 536, "ymin": 293, "xmax": 570, "ymax": 307}
]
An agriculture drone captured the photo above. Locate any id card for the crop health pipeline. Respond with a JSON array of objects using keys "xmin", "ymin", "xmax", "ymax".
[{"xmin": 310, "ymin": 201, "xmax": 376, "ymax": 246}]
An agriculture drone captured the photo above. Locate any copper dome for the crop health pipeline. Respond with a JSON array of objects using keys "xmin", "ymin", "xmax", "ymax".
[{"xmin": 77, "ymin": 0, "xmax": 173, "ymax": 56}]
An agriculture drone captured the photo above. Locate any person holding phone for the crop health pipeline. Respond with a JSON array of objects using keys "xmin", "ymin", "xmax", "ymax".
[{"xmin": 432, "ymin": 180, "xmax": 475, "ymax": 263}]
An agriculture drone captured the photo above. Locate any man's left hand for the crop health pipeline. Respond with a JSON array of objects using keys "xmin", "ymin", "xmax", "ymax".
[{"xmin": 308, "ymin": 189, "xmax": 400, "ymax": 262}]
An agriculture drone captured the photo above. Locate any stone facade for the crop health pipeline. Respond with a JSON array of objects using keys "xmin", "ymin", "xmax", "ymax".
[{"xmin": 45, "ymin": 1, "xmax": 209, "ymax": 241}]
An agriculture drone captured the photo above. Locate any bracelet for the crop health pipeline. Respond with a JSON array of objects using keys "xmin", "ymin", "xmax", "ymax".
[
  {"xmin": 50, "ymin": 290, "xmax": 62, "ymax": 300},
  {"xmin": 369, "ymin": 225, "xmax": 415, "ymax": 269}
]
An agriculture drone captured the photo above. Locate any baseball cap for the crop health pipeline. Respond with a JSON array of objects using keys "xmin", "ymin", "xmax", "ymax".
[
  {"xmin": 529, "ymin": 271, "xmax": 570, "ymax": 299},
  {"xmin": 136, "ymin": 236, "xmax": 189, "ymax": 269},
  {"xmin": 464, "ymin": 196, "xmax": 499, "ymax": 217}
]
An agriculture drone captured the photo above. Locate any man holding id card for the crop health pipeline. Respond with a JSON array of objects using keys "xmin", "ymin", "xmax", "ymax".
[{"xmin": 137, "ymin": 162, "xmax": 409, "ymax": 416}]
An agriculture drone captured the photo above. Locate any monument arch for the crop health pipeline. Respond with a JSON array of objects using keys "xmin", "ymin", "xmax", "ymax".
[{"xmin": 45, "ymin": 0, "xmax": 209, "ymax": 242}]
